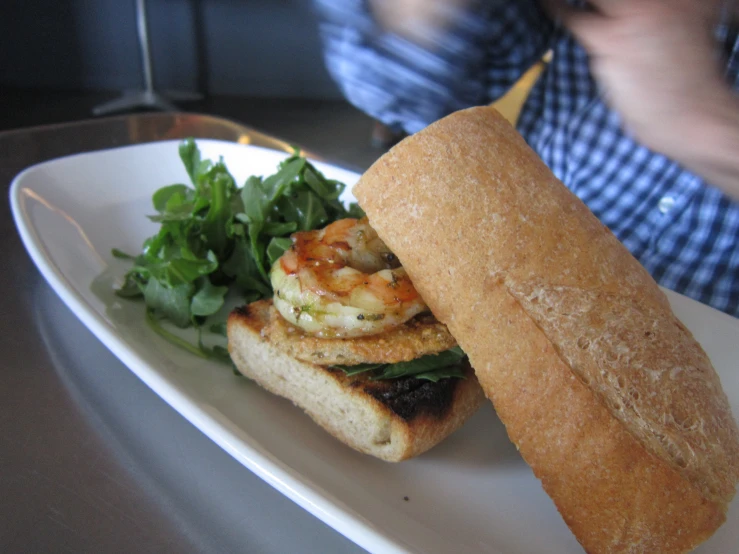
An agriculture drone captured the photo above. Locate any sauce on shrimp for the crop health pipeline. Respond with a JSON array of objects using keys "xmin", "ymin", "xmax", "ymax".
[{"xmin": 271, "ymin": 218, "xmax": 428, "ymax": 338}]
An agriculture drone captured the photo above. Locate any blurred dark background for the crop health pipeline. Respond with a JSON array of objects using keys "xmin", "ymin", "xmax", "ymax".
[
  {"xmin": 0, "ymin": 0, "xmax": 341, "ymax": 98},
  {"xmin": 0, "ymin": 0, "xmax": 380, "ymax": 166}
]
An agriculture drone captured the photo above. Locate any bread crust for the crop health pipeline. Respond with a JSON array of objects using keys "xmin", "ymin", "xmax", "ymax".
[
  {"xmin": 227, "ymin": 300, "xmax": 485, "ymax": 462},
  {"xmin": 353, "ymin": 106, "xmax": 739, "ymax": 552}
]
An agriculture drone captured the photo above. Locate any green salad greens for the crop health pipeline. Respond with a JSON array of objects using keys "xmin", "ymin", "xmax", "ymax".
[
  {"xmin": 332, "ymin": 346, "xmax": 466, "ymax": 382},
  {"xmin": 115, "ymin": 138, "xmax": 466, "ymax": 381}
]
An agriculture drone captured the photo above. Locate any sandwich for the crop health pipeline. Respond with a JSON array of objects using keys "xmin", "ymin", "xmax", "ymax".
[
  {"xmin": 352, "ymin": 106, "xmax": 739, "ymax": 553},
  {"xmin": 227, "ymin": 217, "xmax": 486, "ymax": 462}
]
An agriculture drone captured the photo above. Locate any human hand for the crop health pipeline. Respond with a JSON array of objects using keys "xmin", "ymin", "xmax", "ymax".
[
  {"xmin": 543, "ymin": 0, "xmax": 739, "ymax": 198},
  {"xmin": 543, "ymin": 0, "xmax": 729, "ymax": 153}
]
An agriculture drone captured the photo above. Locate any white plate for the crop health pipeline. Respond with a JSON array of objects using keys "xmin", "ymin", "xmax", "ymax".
[{"xmin": 10, "ymin": 139, "xmax": 739, "ymax": 554}]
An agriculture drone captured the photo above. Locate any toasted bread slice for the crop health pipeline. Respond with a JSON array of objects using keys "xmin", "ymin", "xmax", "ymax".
[{"xmin": 227, "ymin": 300, "xmax": 485, "ymax": 462}]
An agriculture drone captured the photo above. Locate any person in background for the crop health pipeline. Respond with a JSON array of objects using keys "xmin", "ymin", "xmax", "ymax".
[{"xmin": 312, "ymin": 0, "xmax": 739, "ymax": 318}]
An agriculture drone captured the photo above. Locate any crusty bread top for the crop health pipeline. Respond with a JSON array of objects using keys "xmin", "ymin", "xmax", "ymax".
[{"xmin": 353, "ymin": 106, "xmax": 739, "ymax": 506}]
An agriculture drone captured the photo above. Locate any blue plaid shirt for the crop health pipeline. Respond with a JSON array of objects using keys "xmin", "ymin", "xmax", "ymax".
[{"xmin": 314, "ymin": 0, "xmax": 739, "ymax": 317}]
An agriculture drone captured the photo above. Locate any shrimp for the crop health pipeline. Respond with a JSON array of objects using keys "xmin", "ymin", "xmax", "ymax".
[{"xmin": 270, "ymin": 218, "xmax": 428, "ymax": 338}]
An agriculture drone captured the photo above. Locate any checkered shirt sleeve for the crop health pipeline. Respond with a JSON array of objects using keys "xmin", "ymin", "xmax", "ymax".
[
  {"xmin": 313, "ymin": 0, "xmax": 552, "ymax": 132},
  {"xmin": 312, "ymin": 1, "xmax": 739, "ymax": 317}
]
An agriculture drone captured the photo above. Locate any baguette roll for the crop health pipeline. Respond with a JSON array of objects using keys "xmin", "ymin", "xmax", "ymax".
[{"xmin": 353, "ymin": 106, "xmax": 739, "ymax": 553}]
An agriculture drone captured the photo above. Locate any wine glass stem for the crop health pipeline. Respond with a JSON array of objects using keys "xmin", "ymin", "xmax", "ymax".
[{"xmin": 136, "ymin": 0, "xmax": 154, "ymax": 93}]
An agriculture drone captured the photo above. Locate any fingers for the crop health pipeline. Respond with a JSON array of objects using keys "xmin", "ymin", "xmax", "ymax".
[
  {"xmin": 541, "ymin": 0, "xmax": 617, "ymax": 19},
  {"xmin": 540, "ymin": 0, "xmax": 610, "ymax": 52},
  {"xmin": 576, "ymin": 0, "xmax": 624, "ymax": 17}
]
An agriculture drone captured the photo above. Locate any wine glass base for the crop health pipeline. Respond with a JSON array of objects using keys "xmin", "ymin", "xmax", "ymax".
[{"xmin": 92, "ymin": 89, "xmax": 202, "ymax": 116}]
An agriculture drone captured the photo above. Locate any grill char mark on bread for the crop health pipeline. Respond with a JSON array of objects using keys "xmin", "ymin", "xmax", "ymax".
[
  {"xmin": 228, "ymin": 300, "xmax": 485, "ymax": 461},
  {"xmin": 353, "ymin": 106, "xmax": 739, "ymax": 552},
  {"xmin": 358, "ymin": 370, "xmax": 463, "ymax": 421}
]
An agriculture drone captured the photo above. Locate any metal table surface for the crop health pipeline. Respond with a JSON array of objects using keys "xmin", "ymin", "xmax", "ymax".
[{"xmin": 0, "ymin": 113, "xmax": 367, "ymax": 553}]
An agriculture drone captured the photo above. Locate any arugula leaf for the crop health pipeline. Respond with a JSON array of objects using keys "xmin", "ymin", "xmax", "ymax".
[
  {"xmin": 266, "ymin": 237, "xmax": 293, "ymax": 266},
  {"xmin": 190, "ymin": 278, "xmax": 228, "ymax": 317},
  {"xmin": 153, "ymin": 184, "xmax": 191, "ymax": 213},
  {"xmin": 242, "ymin": 290, "xmax": 264, "ymax": 304},
  {"xmin": 145, "ymin": 309, "xmax": 226, "ymax": 361},
  {"xmin": 179, "ymin": 138, "xmax": 212, "ymax": 191},
  {"xmin": 144, "ymin": 279, "xmax": 194, "ymax": 328},
  {"xmin": 303, "ymin": 166, "xmax": 333, "ymax": 198},
  {"xmin": 333, "ymin": 363, "xmax": 386, "ymax": 377},
  {"xmin": 263, "ymin": 157, "xmax": 305, "ymax": 201},
  {"xmin": 331, "ymin": 346, "xmax": 467, "ymax": 382},
  {"xmin": 202, "ymin": 169, "xmax": 233, "ymax": 258},
  {"xmin": 147, "ymin": 210, "xmax": 194, "ymax": 223},
  {"xmin": 241, "ymin": 176, "xmax": 268, "ymax": 224},
  {"xmin": 221, "ymin": 235, "xmax": 272, "ymax": 296},
  {"xmin": 111, "ymin": 248, "xmax": 136, "ymax": 260},
  {"xmin": 296, "ymin": 190, "xmax": 329, "ymax": 231},
  {"xmin": 274, "ymin": 190, "xmax": 329, "ymax": 232},
  {"xmin": 346, "ymin": 203, "xmax": 366, "ymax": 219},
  {"xmin": 413, "ymin": 365, "xmax": 466, "ymax": 382},
  {"xmin": 179, "ymin": 138, "xmax": 200, "ymax": 185},
  {"xmin": 247, "ymin": 223, "xmax": 269, "ymax": 282},
  {"xmin": 263, "ymin": 221, "xmax": 298, "ymax": 236},
  {"xmin": 144, "ymin": 251, "xmax": 218, "ymax": 286},
  {"xmin": 374, "ymin": 347, "xmax": 465, "ymax": 380},
  {"xmin": 146, "ymin": 310, "xmax": 209, "ymax": 358},
  {"xmin": 115, "ymin": 273, "xmax": 145, "ymax": 297}
]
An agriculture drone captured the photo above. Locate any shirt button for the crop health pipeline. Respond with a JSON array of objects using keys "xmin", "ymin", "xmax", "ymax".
[{"xmin": 658, "ymin": 196, "xmax": 675, "ymax": 214}]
